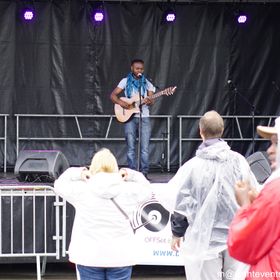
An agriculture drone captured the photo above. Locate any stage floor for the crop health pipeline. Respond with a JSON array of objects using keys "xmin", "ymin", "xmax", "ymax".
[{"xmin": 0, "ymin": 171, "xmax": 175, "ymax": 185}]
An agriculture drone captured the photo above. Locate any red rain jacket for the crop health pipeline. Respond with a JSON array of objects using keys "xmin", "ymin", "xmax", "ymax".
[{"xmin": 228, "ymin": 178, "xmax": 280, "ymax": 280}]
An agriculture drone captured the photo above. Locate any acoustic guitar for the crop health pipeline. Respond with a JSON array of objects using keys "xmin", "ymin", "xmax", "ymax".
[{"xmin": 114, "ymin": 86, "xmax": 176, "ymax": 123}]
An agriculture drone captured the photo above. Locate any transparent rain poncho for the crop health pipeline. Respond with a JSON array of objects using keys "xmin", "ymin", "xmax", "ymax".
[{"xmin": 168, "ymin": 140, "xmax": 257, "ymax": 280}]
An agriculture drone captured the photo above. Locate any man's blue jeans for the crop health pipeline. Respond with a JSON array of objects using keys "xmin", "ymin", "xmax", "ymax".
[
  {"xmin": 76, "ymin": 265, "xmax": 132, "ymax": 280},
  {"xmin": 124, "ymin": 116, "xmax": 151, "ymax": 174}
]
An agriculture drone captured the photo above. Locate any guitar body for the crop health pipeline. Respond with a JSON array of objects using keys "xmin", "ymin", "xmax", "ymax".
[
  {"xmin": 114, "ymin": 96, "xmax": 141, "ymax": 123},
  {"xmin": 114, "ymin": 86, "xmax": 176, "ymax": 123}
]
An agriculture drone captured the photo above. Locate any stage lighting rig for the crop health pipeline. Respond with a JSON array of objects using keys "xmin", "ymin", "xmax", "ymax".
[
  {"xmin": 93, "ymin": 9, "xmax": 104, "ymax": 22},
  {"xmin": 162, "ymin": 9, "xmax": 176, "ymax": 23},
  {"xmin": 91, "ymin": 1, "xmax": 105, "ymax": 24},
  {"xmin": 234, "ymin": 8, "xmax": 248, "ymax": 24},
  {"xmin": 237, "ymin": 13, "xmax": 247, "ymax": 24},
  {"xmin": 23, "ymin": 9, "xmax": 34, "ymax": 21}
]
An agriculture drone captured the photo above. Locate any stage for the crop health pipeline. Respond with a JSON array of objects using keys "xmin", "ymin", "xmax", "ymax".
[{"xmin": 0, "ymin": 171, "xmax": 175, "ymax": 185}]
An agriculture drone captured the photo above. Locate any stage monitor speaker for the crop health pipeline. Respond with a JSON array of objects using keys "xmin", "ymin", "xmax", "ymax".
[
  {"xmin": 246, "ymin": 151, "xmax": 271, "ymax": 184},
  {"xmin": 14, "ymin": 150, "xmax": 70, "ymax": 183}
]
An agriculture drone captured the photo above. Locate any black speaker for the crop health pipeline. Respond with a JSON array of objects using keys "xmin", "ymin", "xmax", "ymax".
[
  {"xmin": 246, "ymin": 151, "xmax": 271, "ymax": 184},
  {"xmin": 14, "ymin": 150, "xmax": 70, "ymax": 183}
]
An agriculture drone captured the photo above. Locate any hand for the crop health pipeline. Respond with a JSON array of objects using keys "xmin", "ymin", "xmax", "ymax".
[
  {"xmin": 81, "ymin": 168, "xmax": 91, "ymax": 181},
  {"xmin": 119, "ymin": 168, "xmax": 128, "ymax": 180},
  {"xmin": 248, "ymin": 187, "xmax": 259, "ymax": 203},
  {"xmin": 120, "ymin": 100, "xmax": 131, "ymax": 109},
  {"xmin": 143, "ymin": 97, "xmax": 153, "ymax": 106},
  {"xmin": 235, "ymin": 181, "xmax": 258, "ymax": 207},
  {"xmin": 171, "ymin": 236, "xmax": 181, "ymax": 251}
]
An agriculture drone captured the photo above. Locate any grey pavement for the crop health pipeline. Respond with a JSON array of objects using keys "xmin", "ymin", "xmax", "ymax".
[{"xmin": 0, "ymin": 264, "xmax": 185, "ymax": 279}]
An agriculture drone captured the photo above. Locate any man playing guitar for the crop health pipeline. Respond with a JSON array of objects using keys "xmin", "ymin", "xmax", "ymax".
[{"xmin": 110, "ymin": 59, "xmax": 155, "ymax": 178}]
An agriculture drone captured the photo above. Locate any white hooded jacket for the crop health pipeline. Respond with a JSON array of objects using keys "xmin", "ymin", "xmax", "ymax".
[{"xmin": 54, "ymin": 167, "xmax": 151, "ymax": 267}]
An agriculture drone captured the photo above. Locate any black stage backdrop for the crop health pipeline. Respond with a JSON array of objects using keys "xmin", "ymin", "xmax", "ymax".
[{"xmin": 0, "ymin": 1, "xmax": 280, "ymax": 169}]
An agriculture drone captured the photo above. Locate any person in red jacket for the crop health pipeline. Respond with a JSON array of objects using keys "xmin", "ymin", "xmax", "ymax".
[{"xmin": 228, "ymin": 117, "xmax": 280, "ymax": 280}]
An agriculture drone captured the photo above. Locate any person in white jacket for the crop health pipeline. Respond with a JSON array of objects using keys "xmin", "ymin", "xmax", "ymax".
[{"xmin": 54, "ymin": 148, "xmax": 151, "ymax": 280}]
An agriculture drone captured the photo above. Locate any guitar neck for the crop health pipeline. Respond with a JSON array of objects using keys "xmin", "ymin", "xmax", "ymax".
[
  {"xmin": 139, "ymin": 90, "xmax": 166, "ymax": 105},
  {"xmin": 150, "ymin": 90, "xmax": 166, "ymax": 100}
]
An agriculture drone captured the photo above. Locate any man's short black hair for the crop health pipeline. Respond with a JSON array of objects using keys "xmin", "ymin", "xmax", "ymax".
[{"xmin": 131, "ymin": 59, "xmax": 144, "ymax": 66}]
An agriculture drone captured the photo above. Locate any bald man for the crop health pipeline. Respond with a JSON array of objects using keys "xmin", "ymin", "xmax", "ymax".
[{"xmin": 168, "ymin": 111, "xmax": 257, "ymax": 280}]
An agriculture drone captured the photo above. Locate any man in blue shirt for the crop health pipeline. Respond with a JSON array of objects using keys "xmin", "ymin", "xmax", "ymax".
[{"xmin": 111, "ymin": 59, "xmax": 155, "ymax": 178}]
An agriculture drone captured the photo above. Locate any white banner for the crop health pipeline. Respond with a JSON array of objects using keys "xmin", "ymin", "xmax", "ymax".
[{"xmin": 132, "ymin": 199, "xmax": 184, "ymax": 266}]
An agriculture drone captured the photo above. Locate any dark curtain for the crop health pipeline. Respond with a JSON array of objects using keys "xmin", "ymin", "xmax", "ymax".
[{"xmin": 0, "ymin": 1, "xmax": 280, "ymax": 169}]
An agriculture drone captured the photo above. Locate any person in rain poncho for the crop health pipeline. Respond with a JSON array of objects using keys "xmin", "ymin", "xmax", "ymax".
[
  {"xmin": 166, "ymin": 110, "xmax": 258, "ymax": 280},
  {"xmin": 228, "ymin": 117, "xmax": 280, "ymax": 280},
  {"xmin": 54, "ymin": 148, "xmax": 152, "ymax": 280}
]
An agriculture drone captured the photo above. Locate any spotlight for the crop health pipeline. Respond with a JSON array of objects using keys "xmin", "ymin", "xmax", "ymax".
[
  {"xmin": 163, "ymin": 9, "xmax": 176, "ymax": 23},
  {"xmin": 234, "ymin": 9, "xmax": 248, "ymax": 24},
  {"xmin": 94, "ymin": 11, "xmax": 104, "ymax": 22},
  {"xmin": 166, "ymin": 12, "xmax": 176, "ymax": 22},
  {"xmin": 93, "ymin": 9, "xmax": 104, "ymax": 23},
  {"xmin": 23, "ymin": 9, "xmax": 34, "ymax": 21},
  {"xmin": 237, "ymin": 14, "xmax": 247, "ymax": 24}
]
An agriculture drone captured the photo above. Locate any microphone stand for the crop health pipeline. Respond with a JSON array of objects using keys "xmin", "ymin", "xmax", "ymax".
[
  {"xmin": 272, "ymin": 80, "xmax": 280, "ymax": 94},
  {"xmin": 231, "ymin": 88, "xmax": 237, "ymax": 147},
  {"xmin": 137, "ymin": 77, "xmax": 142, "ymax": 171},
  {"xmin": 229, "ymin": 82, "xmax": 256, "ymax": 153}
]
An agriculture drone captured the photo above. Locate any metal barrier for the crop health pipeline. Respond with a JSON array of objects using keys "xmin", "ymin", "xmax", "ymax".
[
  {"xmin": 0, "ymin": 185, "xmax": 64, "ymax": 280},
  {"xmin": 15, "ymin": 114, "xmax": 172, "ymax": 171},
  {"xmin": 0, "ymin": 114, "xmax": 8, "ymax": 172},
  {"xmin": 178, "ymin": 115, "xmax": 278, "ymax": 166},
  {"xmin": 12, "ymin": 113, "xmax": 280, "ymax": 169}
]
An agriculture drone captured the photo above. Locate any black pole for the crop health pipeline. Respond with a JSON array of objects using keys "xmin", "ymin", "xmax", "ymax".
[
  {"xmin": 232, "ymin": 89, "xmax": 237, "ymax": 144},
  {"xmin": 228, "ymin": 80, "xmax": 256, "ymax": 154},
  {"xmin": 251, "ymin": 105, "xmax": 255, "ymax": 153},
  {"xmin": 137, "ymin": 78, "xmax": 142, "ymax": 171}
]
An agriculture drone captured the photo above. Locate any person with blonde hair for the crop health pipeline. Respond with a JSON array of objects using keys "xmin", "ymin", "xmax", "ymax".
[
  {"xmin": 54, "ymin": 148, "xmax": 150, "ymax": 280},
  {"xmin": 89, "ymin": 148, "xmax": 119, "ymax": 175}
]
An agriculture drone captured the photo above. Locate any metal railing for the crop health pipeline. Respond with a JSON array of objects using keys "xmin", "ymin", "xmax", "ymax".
[
  {"xmin": 15, "ymin": 114, "xmax": 172, "ymax": 171},
  {"xmin": 0, "ymin": 114, "xmax": 8, "ymax": 172},
  {"xmin": 0, "ymin": 185, "xmax": 64, "ymax": 280},
  {"xmin": 178, "ymin": 115, "xmax": 278, "ymax": 166},
  {"xmin": 11, "ymin": 113, "xmax": 280, "ymax": 169}
]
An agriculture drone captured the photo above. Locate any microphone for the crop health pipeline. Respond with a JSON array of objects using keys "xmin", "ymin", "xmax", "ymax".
[
  {"xmin": 137, "ymin": 73, "xmax": 142, "ymax": 78},
  {"xmin": 227, "ymin": 80, "xmax": 238, "ymax": 92}
]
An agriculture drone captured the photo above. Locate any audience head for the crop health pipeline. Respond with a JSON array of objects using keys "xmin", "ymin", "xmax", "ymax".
[
  {"xmin": 199, "ymin": 110, "xmax": 224, "ymax": 140},
  {"xmin": 89, "ymin": 148, "xmax": 119, "ymax": 175},
  {"xmin": 257, "ymin": 117, "xmax": 280, "ymax": 171}
]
